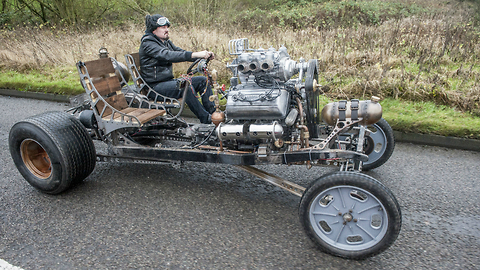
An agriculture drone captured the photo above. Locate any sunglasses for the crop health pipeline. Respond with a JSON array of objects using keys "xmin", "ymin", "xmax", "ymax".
[{"xmin": 156, "ymin": 17, "xmax": 171, "ymax": 27}]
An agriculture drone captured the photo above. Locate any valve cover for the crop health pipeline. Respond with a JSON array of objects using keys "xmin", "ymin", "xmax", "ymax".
[{"xmin": 226, "ymin": 84, "xmax": 290, "ymax": 120}]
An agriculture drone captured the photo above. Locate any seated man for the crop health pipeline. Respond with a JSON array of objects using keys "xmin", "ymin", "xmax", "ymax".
[{"xmin": 139, "ymin": 14, "xmax": 216, "ymax": 124}]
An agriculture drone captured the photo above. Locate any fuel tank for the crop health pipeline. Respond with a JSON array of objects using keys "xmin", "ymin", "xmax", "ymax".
[{"xmin": 321, "ymin": 97, "xmax": 382, "ymax": 126}]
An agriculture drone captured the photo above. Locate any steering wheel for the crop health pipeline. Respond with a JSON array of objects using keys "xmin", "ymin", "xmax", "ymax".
[
  {"xmin": 186, "ymin": 58, "xmax": 210, "ymax": 75},
  {"xmin": 186, "ymin": 58, "xmax": 214, "ymax": 89}
]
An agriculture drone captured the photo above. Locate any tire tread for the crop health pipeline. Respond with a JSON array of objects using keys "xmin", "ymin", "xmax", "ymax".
[{"xmin": 10, "ymin": 111, "xmax": 96, "ymax": 194}]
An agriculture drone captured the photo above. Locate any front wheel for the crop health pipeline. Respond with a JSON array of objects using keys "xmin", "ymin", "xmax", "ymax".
[
  {"xmin": 9, "ymin": 111, "xmax": 96, "ymax": 194},
  {"xmin": 299, "ymin": 171, "xmax": 401, "ymax": 259}
]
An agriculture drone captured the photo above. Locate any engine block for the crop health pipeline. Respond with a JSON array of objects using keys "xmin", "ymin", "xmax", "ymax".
[{"xmin": 225, "ymin": 84, "xmax": 290, "ymax": 120}]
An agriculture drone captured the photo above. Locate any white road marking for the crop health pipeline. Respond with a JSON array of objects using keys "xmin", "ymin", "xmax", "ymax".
[{"xmin": 0, "ymin": 259, "xmax": 23, "ymax": 270}]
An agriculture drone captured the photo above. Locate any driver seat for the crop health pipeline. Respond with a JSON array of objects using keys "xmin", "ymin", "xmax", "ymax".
[{"xmin": 125, "ymin": 52, "xmax": 183, "ymax": 109}]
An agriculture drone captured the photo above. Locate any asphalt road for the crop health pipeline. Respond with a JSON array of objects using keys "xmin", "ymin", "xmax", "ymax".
[{"xmin": 0, "ymin": 96, "xmax": 479, "ymax": 269}]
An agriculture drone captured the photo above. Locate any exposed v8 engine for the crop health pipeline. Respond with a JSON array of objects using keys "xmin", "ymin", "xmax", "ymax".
[
  {"xmin": 219, "ymin": 43, "xmax": 296, "ymax": 145},
  {"xmin": 217, "ymin": 39, "xmax": 322, "ymax": 150},
  {"xmin": 214, "ymin": 39, "xmax": 386, "ymax": 165},
  {"xmin": 225, "ymin": 39, "xmax": 303, "ymax": 122}
]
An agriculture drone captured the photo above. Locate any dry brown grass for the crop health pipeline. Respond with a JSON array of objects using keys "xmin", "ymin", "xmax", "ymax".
[
  {"xmin": 0, "ymin": 24, "xmax": 143, "ymax": 70},
  {"xmin": 0, "ymin": 11, "xmax": 479, "ymax": 114}
]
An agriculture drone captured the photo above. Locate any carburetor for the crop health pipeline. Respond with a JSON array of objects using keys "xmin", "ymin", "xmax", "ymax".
[{"xmin": 228, "ymin": 38, "xmax": 303, "ymax": 84}]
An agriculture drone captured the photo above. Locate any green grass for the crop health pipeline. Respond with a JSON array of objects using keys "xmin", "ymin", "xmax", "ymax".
[
  {"xmin": 0, "ymin": 66, "xmax": 83, "ymax": 95},
  {"xmin": 381, "ymin": 98, "xmax": 480, "ymax": 139}
]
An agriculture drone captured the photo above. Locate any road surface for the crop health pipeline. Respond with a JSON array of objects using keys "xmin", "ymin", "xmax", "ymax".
[{"xmin": 0, "ymin": 96, "xmax": 479, "ymax": 269}]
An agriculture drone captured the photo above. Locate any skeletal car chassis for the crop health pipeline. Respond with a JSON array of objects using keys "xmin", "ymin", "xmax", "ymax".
[{"xmin": 9, "ymin": 39, "xmax": 401, "ymax": 260}]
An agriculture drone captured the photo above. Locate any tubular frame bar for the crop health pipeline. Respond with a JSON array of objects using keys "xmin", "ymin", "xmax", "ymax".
[{"xmin": 235, "ymin": 165, "xmax": 306, "ymax": 197}]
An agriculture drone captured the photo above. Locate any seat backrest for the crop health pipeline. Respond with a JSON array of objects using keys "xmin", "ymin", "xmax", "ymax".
[
  {"xmin": 125, "ymin": 53, "xmax": 147, "ymax": 94},
  {"xmin": 80, "ymin": 58, "xmax": 128, "ymax": 117},
  {"xmin": 131, "ymin": 52, "xmax": 141, "ymax": 71},
  {"xmin": 123, "ymin": 52, "xmax": 184, "ymax": 116}
]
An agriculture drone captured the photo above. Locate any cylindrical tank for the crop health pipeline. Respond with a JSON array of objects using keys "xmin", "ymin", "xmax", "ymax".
[
  {"xmin": 321, "ymin": 98, "xmax": 383, "ymax": 126},
  {"xmin": 217, "ymin": 122, "xmax": 284, "ymax": 141},
  {"xmin": 217, "ymin": 124, "xmax": 247, "ymax": 140},
  {"xmin": 248, "ymin": 122, "xmax": 283, "ymax": 140}
]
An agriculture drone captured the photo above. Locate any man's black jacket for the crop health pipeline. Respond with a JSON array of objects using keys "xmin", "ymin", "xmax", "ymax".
[{"xmin": 139, "ymin": 33, "xmax": 194, "ymax": 86}]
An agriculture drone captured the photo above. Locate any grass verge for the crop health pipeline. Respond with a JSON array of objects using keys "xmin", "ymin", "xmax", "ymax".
[
  {"xmin": 0, "ymin": 66, "xmax": 82, "ymax": 95},
  {"xmin": 381, "ymin": 98, "xmax": 480, "ymax": 139}
]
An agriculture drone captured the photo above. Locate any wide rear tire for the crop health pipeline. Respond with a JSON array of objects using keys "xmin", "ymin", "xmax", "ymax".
[{"xmin": 9, "ymin": 111, "xmax": 96, "ymax": 194}]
